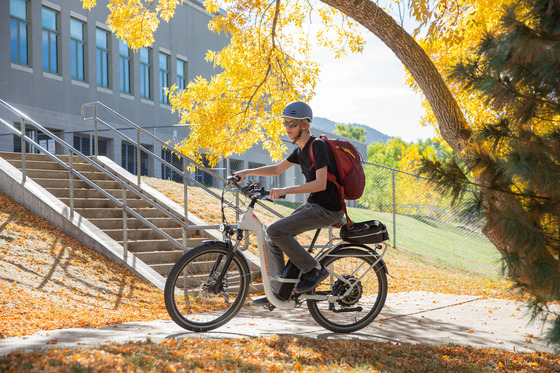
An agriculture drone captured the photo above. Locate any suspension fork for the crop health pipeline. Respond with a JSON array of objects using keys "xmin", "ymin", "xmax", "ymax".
[{"xmin": 207, "ymin": 236, "xmax": 242, "ymax": 293}]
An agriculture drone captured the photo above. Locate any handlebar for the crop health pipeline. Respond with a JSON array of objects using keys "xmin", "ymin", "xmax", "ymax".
[{"xmin": 227, "ymin": 175, "xmax": 284, "ymax": 200}]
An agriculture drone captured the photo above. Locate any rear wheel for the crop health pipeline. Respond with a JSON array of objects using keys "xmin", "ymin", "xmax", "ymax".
[
  {"xmin": 164, "ymin": 243, "xmax": 250, "ymax": 332},
  {"xmin": 307, "ymin": 247, "xmax": 387, "ymax": 333}
]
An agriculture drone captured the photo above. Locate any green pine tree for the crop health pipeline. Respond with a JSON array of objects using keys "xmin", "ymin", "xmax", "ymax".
[{"xmin": 421, "ymin": 0, "xmax": 560, "ymax": 346}]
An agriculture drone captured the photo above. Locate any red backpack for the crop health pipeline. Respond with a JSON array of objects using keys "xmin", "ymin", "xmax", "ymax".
[{"xmin": 310, "ymin": 135, "xmax": 365, "ymax": 226}]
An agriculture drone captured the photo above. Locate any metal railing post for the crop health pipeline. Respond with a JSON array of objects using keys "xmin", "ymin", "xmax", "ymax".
[
  {"xmin": 94, "ymin": 104, "xmax": 99, "ymax": 159},
  {"xmin": 20, "ymin": 118, "xmax": 26, "ymax": 184},
  {"xmin": 137, "ymin": 129, "xmax": 141, "ymax": 186},
  {"xmin": 69, "ymin": 150, "xmax": 74, "ymax": 220},
  {"xmin": 392, "ymin": 169, "xmax": 397, "ymax": 249},
  {"xmin": 122, "ymin": 187, "xmax": 128, "ymax": 259}
]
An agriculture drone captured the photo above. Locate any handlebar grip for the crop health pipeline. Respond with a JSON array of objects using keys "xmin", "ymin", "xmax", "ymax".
[{"xmin": 228, "ymin": 175, "xmax": 241, "ymax": 183}]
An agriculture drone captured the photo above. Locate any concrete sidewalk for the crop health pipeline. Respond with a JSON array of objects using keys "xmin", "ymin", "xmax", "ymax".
[{"xmin": 0, "ymin": 291, "xmax": 556, "ymax": 356}]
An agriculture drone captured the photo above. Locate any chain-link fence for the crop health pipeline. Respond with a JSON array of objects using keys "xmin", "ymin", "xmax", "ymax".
[
  {"xmin": 350, "ymin": 162, "xmax": 502, "ymax": 276},
  {"xmin": 217, "ymin": 159, "xmax": 503, "ymax": 277},
  {"xmin": 0, "ymin": 120, "xmax": 501, "ymax": 276}
]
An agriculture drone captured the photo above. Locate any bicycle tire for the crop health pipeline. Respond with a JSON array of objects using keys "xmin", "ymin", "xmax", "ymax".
[
  {"xmin": 307, "ymin": 247, "xmax": 388, "ymax": 333},
  {"xmin": 164, "ymin": 243, "xmax": 250, "ymax": 332}
]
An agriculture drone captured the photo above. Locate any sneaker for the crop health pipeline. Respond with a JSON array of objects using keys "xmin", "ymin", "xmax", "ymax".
[
  {"xmin": 295, "ymin": 266, "xmax": 329, "ymax": 294},
  {"xmin": 251, "ymin": 295, "xmax": 270, "ymax": 305}
]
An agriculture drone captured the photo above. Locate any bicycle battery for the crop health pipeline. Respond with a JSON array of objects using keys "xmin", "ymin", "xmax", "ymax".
[{"xmin": 277, "ymin": 260, "xmax": 300, "ymax": 301}]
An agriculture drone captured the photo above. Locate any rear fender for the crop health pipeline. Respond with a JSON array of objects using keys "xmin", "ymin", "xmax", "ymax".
[{"xmin": 317, "ymin": 243, "xmax": 389, "ymax": 275}]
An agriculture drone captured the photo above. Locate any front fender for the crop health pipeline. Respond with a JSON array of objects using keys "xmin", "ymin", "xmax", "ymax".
[{"xmin": 201, "ymin": 240, "xmax": 248, "ymax": 261}]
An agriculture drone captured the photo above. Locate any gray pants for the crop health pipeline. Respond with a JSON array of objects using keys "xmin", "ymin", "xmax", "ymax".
[{"xmin": 265, "ymin": 203, "xmax": 343, "ymax": 292}]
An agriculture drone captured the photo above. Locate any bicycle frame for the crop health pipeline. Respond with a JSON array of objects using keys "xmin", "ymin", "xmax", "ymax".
[
  {"xmin": 234, "ymin": 196, "xmax": 388, "ymax": 310},
  {"xmin": 236, "ymin": 201, "xmax": 297, "ymax": 309}
]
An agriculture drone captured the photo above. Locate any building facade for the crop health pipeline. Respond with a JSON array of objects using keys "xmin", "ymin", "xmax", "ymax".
[{"xmin": 1, "ymin": 0, "xmax": 366, "ymax": 203}]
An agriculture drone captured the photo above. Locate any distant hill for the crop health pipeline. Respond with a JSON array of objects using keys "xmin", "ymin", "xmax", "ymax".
[{"xmin": 311, "ymin": 117, "xmax": 391, "ymax": 144}]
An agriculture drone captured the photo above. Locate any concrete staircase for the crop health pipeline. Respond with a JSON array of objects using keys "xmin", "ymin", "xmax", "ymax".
[{"xmin": 0, "ymin": 151, "xmax": 262, "ymax": 290}]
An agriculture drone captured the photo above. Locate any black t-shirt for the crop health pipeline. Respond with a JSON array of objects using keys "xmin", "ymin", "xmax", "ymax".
[{"xmin": 286, "ymin": 136, "xmax": 342, "ymax": 211}]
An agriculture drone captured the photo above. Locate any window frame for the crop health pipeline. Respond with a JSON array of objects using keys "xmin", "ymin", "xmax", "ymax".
[
  {"xmin": 119, "ymin": 40, "xmax": 132, "ymax": 94},
  {"xmin": 140, "ymin": 47, "xmax": 153, "ymax": 100},
  {"xmin": 159, "ymin": 52, "xmax": 170, "ymax": 104},
  {"xmin": 42, "ymin": 6, "xmax": 60, "ymax": 74},
  {"xmin": 70, "ymin": 18, "xmax": 87, "ymax": 82},
  {"xmin": 176, "ymin": 59, "xmax": 188, "ymax": 91},
  {"xmin": 10, "ymin": 0, "xmax": 30, "ymax": 66},
  {"xmin": 95, "ymin": 28, "xmax": 111, "ymax": 89}
]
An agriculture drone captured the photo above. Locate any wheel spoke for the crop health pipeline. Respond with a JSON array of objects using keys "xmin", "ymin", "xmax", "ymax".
[
  {"xmin": 307, "ymin": 248, "xmax": 387, "ymax": 333},
  {"xmin": 164, "ymin": 245, "xmax": 249, "ymax": 332}
]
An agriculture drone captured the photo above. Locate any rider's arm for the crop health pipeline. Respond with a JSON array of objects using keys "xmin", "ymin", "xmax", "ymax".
[
  {"xmin": 234, "ymin": 159, "xmax": 294, "ymax": 182},
  {"xmin": 270, "ymin": 166, "xmax": 328, "ymax": 199}
]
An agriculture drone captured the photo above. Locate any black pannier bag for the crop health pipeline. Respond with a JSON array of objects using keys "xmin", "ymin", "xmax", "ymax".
[{"xmin": 340, "ymin": 220, "xmax": 389, "ymax": 244}]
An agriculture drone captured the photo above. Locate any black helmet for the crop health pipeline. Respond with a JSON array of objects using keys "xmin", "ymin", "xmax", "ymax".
[{"xmin": 282, "ymin": 101, "xmax": 312, "ymax": 122}]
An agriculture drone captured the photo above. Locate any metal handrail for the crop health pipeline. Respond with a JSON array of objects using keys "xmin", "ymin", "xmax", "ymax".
[
  {"xmin": 81, "ymin": 101, "xmax": 285, "ymax": 220},
  {"xmin": 0, "ymin": 99, "xmax": 194, "ymax": 252}
]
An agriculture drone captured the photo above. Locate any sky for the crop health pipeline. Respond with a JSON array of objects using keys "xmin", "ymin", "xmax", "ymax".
[{"xmin": 308, "ymin": 32, "xmax": 437, "ymax": 143}]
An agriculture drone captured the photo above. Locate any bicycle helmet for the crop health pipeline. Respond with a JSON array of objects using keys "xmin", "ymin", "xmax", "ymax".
[{"xmin": 282, "ymin": 101, "xmax": 313, "ymax": 123}]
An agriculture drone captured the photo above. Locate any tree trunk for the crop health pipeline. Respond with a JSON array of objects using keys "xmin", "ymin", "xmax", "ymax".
[
  {"xmin": 320, "ymin": 0, "xmax": 558, "ymax": 296},
  {"xmin": 319, "ymin": 0, "xmax": 470, "ymax": 155}
]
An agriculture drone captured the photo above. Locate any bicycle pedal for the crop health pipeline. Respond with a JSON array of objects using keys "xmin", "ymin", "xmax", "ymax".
[{"xmin": 265, "ymin": 304, "xmax": 276, "ymax": 311}]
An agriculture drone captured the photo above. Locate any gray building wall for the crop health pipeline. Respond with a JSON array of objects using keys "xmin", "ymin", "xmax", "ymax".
[
  {"xmin": 0, "ymin": 0, "xmax": 228, "ymax": 159},
  {"xmin": 1, "ymin": 0, "xmax": 366, "ymax": 205}
]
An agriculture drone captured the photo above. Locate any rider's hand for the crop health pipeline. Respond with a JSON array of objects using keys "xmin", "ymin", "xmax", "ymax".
[
  {"xmin": 233, "ymin": 170, "xmax": 247, "ymax": 183},
  {"xmin": 270, "ymin": 188, "xmax": 287, "ymax": 199}
]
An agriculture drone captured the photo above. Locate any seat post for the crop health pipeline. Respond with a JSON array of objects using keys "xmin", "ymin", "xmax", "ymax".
[{"xmin": 308, "ymin": 229, "xmax": 322, "ymax": 253}]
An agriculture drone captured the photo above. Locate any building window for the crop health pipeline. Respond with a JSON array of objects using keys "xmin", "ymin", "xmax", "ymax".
[
  {"xmin": 96, "ymin": 28, "xmax": 110, "ymax": 88},
  {"xmin": 194, "ymin": 156, "xmax": 213, "ymax": 186},
  {"xmin": 176, "ymin": 59, "xmax": 187, "ymax": 90},
  {"xmin": 122, "ymin": 143, "xmax": 148, "ymax": 176},
  {"xmin": 119, "ymin": 40, "xmax": 132, "ymax": 94},
  {"xmin": 14, "ymin": 129, "xmax": 58, "ymax": 154},
  {"xmin": 70, "ymin": 19, "xmax": 86, "ymax": 82},
  {"xmin": 161, "ymin": 148, "xmax": 184, "ymax": 183},
  {"xmin": 42, "ymin": 7, "xmax": 60, "ymax": 74},
  {"xmin": 159, "ymin": 53, "xmax": 170, "ymax": 104},
  {"xmin": 140, "ymin": 47, "xmax": 152, "ymax": 99},
  {"xmin": 10, "ymin": 0, "xmax": 30, "ymax": 66},
  {"xmin": 74, "ymin": 135, "xmax": 108, "ymax": 156}
]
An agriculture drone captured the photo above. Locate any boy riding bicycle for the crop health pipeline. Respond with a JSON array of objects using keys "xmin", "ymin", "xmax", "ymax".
[{"xmin": 234, "ymin": 101, "xmax": 344, "ymax": 299}]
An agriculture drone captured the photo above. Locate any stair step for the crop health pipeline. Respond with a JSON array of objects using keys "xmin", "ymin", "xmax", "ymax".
[
  {"xmin": 124, "ymin": 237, "xmax": 207, "ymax": 251},
  {"xmin": 75, "ymin": 207, "xmax": 173, "ymax": 219},
  {"xmin": 5, "ymin": 159, "xmax": 98, "ymax": 172},
  {"xmin": 48, "ymin": 188, "xmax": 140, "ymax": 199},
  {"xmin": 0, "ymin": 152, "xmax": 90, "ymax": 163},
  {"xmin": 87, "ymin": 217, "xmax": 187, "ymax": 230},
  {"xmin": 150, "ymin": 263, "xmax": 175, "ymax": 276},
  {"xmin": 23, "ymin": 169, "xmax": 113, "ymax": 181},
  {"xmin": 59, "ymin": 197, "xmax": 151, "ymax": 209},
  {"xmin": 104, "ymin": 227, "xmax": 191, "ymax": 241},
  {"xmin": 37, "ymin": 178, "xmax": 124, "ymax": 190},
  {"xmin": 134, "ymin": 250, "xmax": 185, "ymax": 265}
]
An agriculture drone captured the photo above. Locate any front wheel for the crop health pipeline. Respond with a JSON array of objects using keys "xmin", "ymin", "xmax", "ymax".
[
  {"xmin": 307, "ymin": 247, "xmax": 388, "ymax": 333},
  {"xmin": 164, "ymin": 243, "xmax": 250, "ymax": 332}
]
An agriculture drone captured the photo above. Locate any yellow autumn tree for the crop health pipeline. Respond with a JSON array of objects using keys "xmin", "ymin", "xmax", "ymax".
[
  {"xmin": 84, "ymin": 0, "xmax": 560, "ymax": 345},
  {"xmin": 82, "ymin": 0, "xmax": 364, "ymax": 165}
]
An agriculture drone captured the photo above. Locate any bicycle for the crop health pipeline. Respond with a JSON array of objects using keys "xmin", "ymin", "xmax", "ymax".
[{"xmin": 164, "ymin": 177, "xmax": 389, "ymax": 333}]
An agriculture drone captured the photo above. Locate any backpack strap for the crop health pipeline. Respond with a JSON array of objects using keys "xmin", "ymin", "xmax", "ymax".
[{"xmin": 309, "ymin": 138, "xmax": 353, "ymax": 227}]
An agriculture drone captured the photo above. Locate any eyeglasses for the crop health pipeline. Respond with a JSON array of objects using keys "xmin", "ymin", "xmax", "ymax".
[{"xmin": 283, "ymin": 120, "xmax": 300, "ymax": 128}]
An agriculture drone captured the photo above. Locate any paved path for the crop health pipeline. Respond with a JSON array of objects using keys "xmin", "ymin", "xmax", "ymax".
[{"xmin": 1, "ymin": 292, "xmax": 556, "ymax": 356}]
